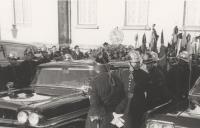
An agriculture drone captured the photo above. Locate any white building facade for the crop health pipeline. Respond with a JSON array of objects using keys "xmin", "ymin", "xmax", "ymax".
[{"xmin": 0, "ymin": 0, "xmax": 200, "ymax": 49}]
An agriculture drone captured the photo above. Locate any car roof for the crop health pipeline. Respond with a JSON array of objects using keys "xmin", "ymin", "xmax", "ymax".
[
  {"xmin": 38, "ymin": 59, "xmax": 129, "ymax": 70},
  {"xmin": 0, "ymin": 40, "xmax": 36, "ymax": 47},
  {"xmin": 38, "ymin": 59, "xmax": 97, "ymax": 68},
  {"xmin": 109, "ymin": 60, "xmax": 129, "ymax": 69}
]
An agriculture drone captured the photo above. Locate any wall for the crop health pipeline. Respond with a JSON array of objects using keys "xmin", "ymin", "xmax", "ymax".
[
  {"xmin": 0, "ymin": 0, "xmax": 58, "ymax": 47},
  {"xmin": 71, "ymin": 0, "xmax": 191, "ymax": 49},
  {"xmin": 0, "ymin": 0, "xmax": 199, "ymax": 49}
]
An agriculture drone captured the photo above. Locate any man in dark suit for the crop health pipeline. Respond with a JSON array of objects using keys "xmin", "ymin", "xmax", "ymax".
[
  {"xmin": 143, "ymin": 51, "xmax": 171, "ymax": 110},
  {"xmin": 166, "ymin": 51, "xmax": 190, "ymax": 101},
  {"xmin": 113, "ymin": 50, "xmax": 149, "ymax": 128},
  {"xmin": 85, "ymin": 64, "xmax": 125, "ymax": 128},
  {"xmin": 2, "ymin": 53, "xmax": 24, "ymax": 90},
  {"xmin": 72, "ymin": 45, "xmax": 84, "ymax": 60}
]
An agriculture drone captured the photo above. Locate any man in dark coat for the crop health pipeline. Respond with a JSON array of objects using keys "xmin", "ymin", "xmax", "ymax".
[
  {"xmin": 72, "ymin": 45, "xmax": 84, "ymax": 60},
  {"xmin": 49, "ymin": 46, "xmax": 63, "ymax": 61},
  {"xmin": 143, "ymin": 51, "xmax": 171, "ymax": 110},
  {"xmin": 112, "ymin": 50, "xmax": 149, "ymax": 128},
  {"xmin": 18, "ymin": 53, "xmax": 38, "ymax": 89},
  {"xmin": 166, "ymin": 51, "xmax": 190, "ymax": 101},
  {"xmin": 95, "ymin": 48, "xmax": 109, "ymax": 64},
  {"xmin": 2, "ymin": 54, "xmax": 24, "ymax": 90},
  {"xmin": 85, "ymin": 64, "xmax": 125, "ymax": 128}
]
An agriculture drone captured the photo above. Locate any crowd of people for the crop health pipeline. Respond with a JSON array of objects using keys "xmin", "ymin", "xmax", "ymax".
[
  {"xmin": 84, "ymin": 25, "xmax": 200, "ymax": 128},
  {"xmin": 0, "ymin": 25, "xmax": 200, "ymax": 128},
  {"xmin": 0, "ymin": 42, "xmax": 95, "ymax": 91}
]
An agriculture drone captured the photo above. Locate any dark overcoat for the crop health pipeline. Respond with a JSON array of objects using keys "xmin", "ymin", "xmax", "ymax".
[
  {"xmin": 85, "ymin": 71, "xmax": 125, "ymax": 128},
  {"xmin": 115, "ymin": 69, "xmax": 149, "ymax": 128},
  {"xmin": 146, "ymin": 67, "xmax": 171, "ymax": 109}
]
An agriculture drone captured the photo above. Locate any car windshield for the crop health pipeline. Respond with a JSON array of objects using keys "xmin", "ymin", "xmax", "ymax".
[{"xmin": 33, "ymin": 67, "xmax": 97, "ymax": 88}]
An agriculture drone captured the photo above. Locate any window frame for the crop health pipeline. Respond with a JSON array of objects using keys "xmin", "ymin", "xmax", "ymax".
[
  {"xmin": 123, "ymin": 0, "xmax": 150, "ymax": 30},
  {"xmin": 182, "ymin": 0, "xmax": 200, "ymax": 31},
  {"xmin": 13, "ymin": 0, "xmax": 32, "ymax": 26},
  {"xmin": 76, "ymin": 0, "xmax": 99, "ymax": 29}
]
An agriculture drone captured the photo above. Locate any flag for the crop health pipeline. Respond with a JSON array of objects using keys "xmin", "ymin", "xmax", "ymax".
[
  {"xmin": 134, "ymin": 33, "xmax": 139, "ymax": 48},
  {"xmin": 0, "ymin": 45, "xmax": 6, "ymax": 57},
  {"xmin": 181, "ymin": 32, "xmax": 187, "ymax": 49},
  {"xmin": 176, "ymin": 38, "xmax": 182, "ymax": 56},
  {"xmin": 150, "ymin": 27, "xmax": 159, "ymax": 53},
  {"xmin": 142, "ymin": 33, "xmax": 146, "ymax": 45},
  {"xmin": 186, "ymin": 34, "xmax": 192, "ymax": 54},
  {"xmin": 161, "ymin": 30, "xmax": 164, "ymax": 45}
]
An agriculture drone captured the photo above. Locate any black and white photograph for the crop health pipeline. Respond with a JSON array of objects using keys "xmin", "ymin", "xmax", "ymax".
[{"xmin": 0, "ymin": 0, "xmax": 200, "ymax": 127}]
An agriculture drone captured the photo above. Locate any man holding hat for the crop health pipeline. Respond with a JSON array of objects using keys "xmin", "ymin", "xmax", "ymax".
[{"xmin": 85, "ymin": 63, "xmax": 125, "ymax": 128}]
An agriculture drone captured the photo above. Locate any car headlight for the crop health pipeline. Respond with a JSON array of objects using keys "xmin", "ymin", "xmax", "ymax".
[
  {"xmin": 28, "ymin": 112, "xmax": 40, "ymax": 126},
  {"xmin": 146, "ymin": 120, "xmax": 174, "ymax": 128},
  {"xmin": 17, "ymin": 111, "xmax": 28, "ymax": 124}
]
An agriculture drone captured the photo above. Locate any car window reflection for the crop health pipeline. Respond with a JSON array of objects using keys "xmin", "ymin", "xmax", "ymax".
[{"xmin": 34, "ymin": 67, "xmax": 96, "ymax": 89}]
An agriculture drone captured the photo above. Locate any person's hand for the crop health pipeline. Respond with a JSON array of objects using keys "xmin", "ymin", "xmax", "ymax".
[{"xmin": 111, "ymin": 112, "xmax": 125, "ymax": 128}]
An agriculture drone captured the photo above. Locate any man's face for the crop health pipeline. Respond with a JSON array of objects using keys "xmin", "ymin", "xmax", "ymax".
[
  {"xmin": 75, "ymin": 47, "xmax": 80, "ymax": 52},
  {"xmin": 9, "ymin": 59, "xmax": 18, "ymax": 65},
  {"xmin": 52, "ymin": 47, "xmax": 57, "ymax": 52}
]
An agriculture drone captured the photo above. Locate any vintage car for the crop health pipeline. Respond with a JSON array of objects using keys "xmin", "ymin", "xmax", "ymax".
[
  {"xmin": 0, "ymin": 58, "xmax": 130, "ymax": 128},
  {"xmin": 0, "ymin": 59, "xmax": 104, "ymax": 128},
  {"xmin": 144, "ymin": 75, "xmax": 200, "ymax": 128}
]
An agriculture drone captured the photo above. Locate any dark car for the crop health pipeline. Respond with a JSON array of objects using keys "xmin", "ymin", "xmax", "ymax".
[
  {"xmin": 0, "ymin": 40, "xmax": 37, "ymax": 67},
  {"xmin": 144, "ymin": 75, "xmax": 200, "ymax": 128},
  {"xmin": 0, "ymin": 59, "xmax": 102, "ymax": 128}
]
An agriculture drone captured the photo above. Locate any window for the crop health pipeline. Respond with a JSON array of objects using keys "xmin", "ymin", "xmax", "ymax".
[
  {"xmin": 77, "ymin": 0, "xmax": 98, "ymax": 29},
  {"xmin": 183, "ymin": 0, "xmax": 200, "ymax": 31},
  {"xmin": 124, "ymin": 0, "xmax": 150, "ymax": 30},
  {"xmin": 13, "ymin": 0, "xmax": 32, "ymax": 25}
]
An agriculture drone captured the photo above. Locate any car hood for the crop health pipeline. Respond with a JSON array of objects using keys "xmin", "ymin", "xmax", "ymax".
[
  {"xmin": 0, "ymin": 93, "xmax": 53, "ymax": 110},
  {"xmin": 0, "ymin": 86, "xmax": 89, "ymax": 119},
  {"xmin": 0, "ymin": 86, "xmax": 81, "ymax": 107},
  {"xmin": 149, "ymin": 103, "xmax": 200, "ymax": 128}
]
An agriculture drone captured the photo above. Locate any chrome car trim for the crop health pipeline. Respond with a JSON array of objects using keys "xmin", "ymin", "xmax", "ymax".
[
  {"xmin": 0, "ymin": 118, "xmax": 19, "ymax": 125},
  {"xmin": 175, "ymin": 126, "xmax": 188, "ymax": 128},
  {"xmin": 147, "ymin": 119, "xmax": 174, "ymax": 125},
  {"xmin": 146, "ymin": 100, "xmax": 172, "ymax": 115},
  {"xmin": 31, "ymin": 107, "xmax": 89, "ymax": 128}
]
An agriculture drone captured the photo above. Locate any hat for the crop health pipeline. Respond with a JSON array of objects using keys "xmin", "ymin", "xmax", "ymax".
[
  {"xmin": 103, "ymin": 42, "xmax": 109, "ymax": 47},
  {"xmin": 143, "ymin": 51, "xmax": 158, "ymax": 64},
  {"xmin": 74, "ymin": 45, "xmax": 79, "ymax": 49},
  {"xmin": 177, "ymin": 51, "xmax": 189, "ymax": 62},
  {"xmin": 128, "ymin": 50, "xmax": 141, "ymax": 63}
]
